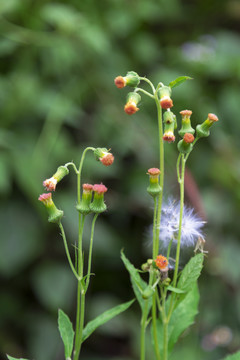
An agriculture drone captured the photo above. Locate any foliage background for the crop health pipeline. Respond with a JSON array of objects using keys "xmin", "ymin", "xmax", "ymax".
[{"xmin": 0, "ymin": 0, "xmax": 240, "ymax": 359}]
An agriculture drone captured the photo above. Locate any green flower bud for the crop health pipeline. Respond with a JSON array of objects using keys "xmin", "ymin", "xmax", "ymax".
[
  {"xmin": 76, "ymin": 184, "xmax": 93, "ymax": 215},
  {"xmin": 177, "ymin": 133, "xmax": 195, "ymax": 154},
  {"xmin": 125, "ymin": 71, "xmax": 140, "ymax": 87},
  {"xmin": 89, "ymin": 184, "xmax": 108, "ymax": 213},
  {"xmin": 147, "ymin": 168, "xmax": 161, "ymax": 197},
  {"xmin": 178, "ymin": 110, "xmax": 195, "ymax": 137},
  {"xmin": 38, "ymin": 193, "xmax": 63, "ymax": 224},
  {"xmin": 142, "ymin": 286, "xmax": 155, "ymax": 299},
  {"xmin": 43, "ymin": 165, "xmax": 69, "ymax": 191},
  {"xmin": 159, "ymin": 86, "xmax": 173, "ymax": 109},
  {"xmin": 196, "ymin": 113, "xmax": 219, "ymax": 138}
]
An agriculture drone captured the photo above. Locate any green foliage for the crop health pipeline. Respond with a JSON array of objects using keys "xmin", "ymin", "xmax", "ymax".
[
  {"xmin": 177, "ymin": 253, "xmax": 204, "ymax": 293},
  {"xmin": 7, "ymin": 356, "xmax": 29, "ymax": 360},
  {"xmin": 121, "ymin": 250, "xmax": 149, "ymax": 312},
  {"xmin": 58, "ymin": 309, "xmax": 75, "ymax": 360},
  {"xmin": 82, "ymin": 299, "xmax": 135, "ymax": 342},
  {"xmin": 168, "ymin": 76, "xmax": 193, "ymax": 88},
  {"xmin": 222, "ymin": 352, "xmax": 240, "ymax": 360},
  {"xmin": 156, "ymin": 283, "xmax": 200, "ymax": 355}
]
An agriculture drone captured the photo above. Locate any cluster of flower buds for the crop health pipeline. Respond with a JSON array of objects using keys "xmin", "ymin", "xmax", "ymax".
[
  {"xmin": 147, "ymin": 168, "xmax": 161, "ymax": 197},
  {"xmin": 124, "ymin": 92, "xmax": 141, "ymax": 115},
  {"xmin": 94, "ymin": 148, "xmax": 114, "ymax": 166},
  {"xmin": 141, "ymin": 255, "xmax": 170, "ymax": 295},
  {"xmin": 76, "ymin": 183, "xmax": 108, "ymax": 215},
  {"xmin": 178, "ymin": 110, "xmax": 195, "ymax": 137},
  {"xmin": 38, "ymin": 193, "xmax": 63, "ymax": 224},
  {"xmin": 178, "ymin": 133, "xmax": 195, "ymax": 154},
  {"xmin": 43, "ymin": 165, "xmax": 69, "ymax": 191},
  {"xmin": 163, "ymin": 110, "xmax": 176, "ymax": 143},
  {"xmin": 114, "ymin": 71, "xmax": 140, "ymax": 89},
  {"xmin": 159, "ymin": 86, "xmax": 173, "ymax": 109}
]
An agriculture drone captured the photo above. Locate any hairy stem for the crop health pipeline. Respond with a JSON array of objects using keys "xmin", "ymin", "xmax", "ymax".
[{"xmin": 85, "ymin": 214, "xmax": 98, "ymax": 292}]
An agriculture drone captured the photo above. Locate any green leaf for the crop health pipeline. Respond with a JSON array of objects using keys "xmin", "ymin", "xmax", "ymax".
[
  {"xmin": 82, "ymin": 299, "xmax": 134, "ymax": 342},
  {"xmin": 121, "ymin": 250, "xmax": 149, "ymax": 311},
  {"xmin": 168, "ymin": 76, "xmax": 193, "ymax": 88},
  {"xmin": 166, "ymin": 285, "xmax": 185, "ymax": 294},
  {"xmin": 58, "ymin": 309, "xmax": 75, "ymax": 359},
  {"xmin": 177, "ymin": 253, "xmax": 204, "ymax": 293},
  {"xmin": 222, "ymin": 351, "xmax": 240, "ymax": 360},
  {"xmin": 7, "ymin": 356, "xmax": 29, "ymax": 360},
  {"xmin": 155, "ymin": 283, "xmax": 199, "ymax": 355}
]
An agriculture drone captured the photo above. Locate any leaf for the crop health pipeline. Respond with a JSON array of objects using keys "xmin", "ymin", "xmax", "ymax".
[
  {"xmin": 82, "ymin": 299, "xmax": 134, "ymax": 342},
  {"xmin": 168, "ymin": 76, "xmax": 193, "ymax": 88},
  {"xmin": 58, "ymin": 309, "xmax": 75, "ymax": 359},
  {"xmin": 166, "ymin": 285, "xmax": 185, "ymax": 294},
  {"xmin": 168, "ymin": 283, "xmax": 200, "ymax": 352},
  {"xmin": 222, "ymin": 352, "xmax": 240, "ymax": 360},
  {"xmin": 7, "ymin": 356, "xmax": 29, "ymax": 360},
  {"xmin": 121, "ymin": 250, "xmax": 149, "ymax": 311},
  {"xmin": 177, "ymin": 253, "xmax": 204, "ymax": 293},
  {"xmin": 155, "ymin": 283, "xmax": 199, "ymax": 355}
]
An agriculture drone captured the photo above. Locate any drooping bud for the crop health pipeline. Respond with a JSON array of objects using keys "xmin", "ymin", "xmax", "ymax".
[
  {"xmin": 147, "ymin": 168, "xmax": 161, "ymax": 197},
  {"xmin": 196, "ymin": 113, "xmax": 219, "ymax": 138},
  {"xmin": 178, "ymin": 110, "xmax": 195, "ymax": 137},
  {"xmin": 38, "ymin": 193, "xmax": 63, "ymax": 224},
  {"xmin": 43, "ymin": 165, "xmax": 69, "ymax": 191},
  {"xmin": 159, "ymin": 86, "xmax": 173, "ymax": 109},
  {"xmin": 94, "ymin": 148, "xmax": 114, "ymax": 166},
  {"xmin": 89, "ymin": 184, "xmax": 108, "ymax": 213},
  {"xmin": 124, "ymin": 92, "xmax": 141, "ymax": 115},
  {"xmin": 177, "ymin": 133, "xmax": 195, "ymax": 154},
  {"xmin": 163, "ymin": 111, "xmax": 176, "ymax": 142},
  {"xmin": 76, "ymin": 184, "xmax": 93, "ymax": 215},
  {"xmin": 114, "ymin": 71, "xmax": 140, "ymax": 89}
]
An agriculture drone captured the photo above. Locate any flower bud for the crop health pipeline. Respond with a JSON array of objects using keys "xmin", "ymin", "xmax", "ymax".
[
  {"xmin": 94, "ymin": 148, "xmax": 114, "ymax": 166},
  {"xmin": 89, "ymin": 184, "xmax": 108, "ymax": 213},
  {"xmin": 178, "ymin": 110, "xmax": 195, "ymax": 137},
  {"xmin": 43, "ymin": 165, "xmax": 69, "ymax": 191},
  {"xmin": 177, "ymin": 133, "xmax": 195, "ymax": 154},
  {"xmin": 76, "ymin": 184, "xmax": 93, "ymax": 215},
  {"xmin": 142, "ymin": 286, "xmax": 155, "ymax": 299},
  {"xmin": 124, "ymin": 92, "xmax": 141, "ymax": 115},
  {"xmin": 114, "ymin": 71, "xmax": 140, "ymax": 89},
  {"xmin": 38, "ymin": 193, "xmax": 63, "ymax": 224},
  {"xmin": 159, "ymin": 86, "xmax": 173, "ymax": 109},
  {"xmin": 147, "ymin": 168, "xmax": 161, "ymax": 197},
  {"xmin": 196, "ymin": 113, "xmax": 219, "ymax": 138}
]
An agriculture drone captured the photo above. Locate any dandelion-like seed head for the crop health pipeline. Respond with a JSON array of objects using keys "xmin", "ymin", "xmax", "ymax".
[{"xmin": 159, "ymin": 199, "xmax": 205, "ymax": 248}]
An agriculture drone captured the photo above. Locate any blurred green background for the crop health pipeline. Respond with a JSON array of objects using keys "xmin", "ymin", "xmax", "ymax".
[{"xmin": 0, "ymin": 0, "xmax": 240, "ymax": 359}]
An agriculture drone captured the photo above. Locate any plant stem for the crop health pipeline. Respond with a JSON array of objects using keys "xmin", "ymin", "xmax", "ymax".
[
  {"xmin": 139, "ymin": 77, "xmax": 156, "ymax": 93},
  {"xmin": 140, "ymin": 301, "xmax": 149, "ymax": 360},
  {"xmin": 73, "ymin": 214, "xmax": 85, "ymax": 360},
  {"xmin": 172, "ymin": 154, "xmax": 185, "ymax": 288},
  {"xmin": 59, "ymin": 222, "xmax": 80, "ymax": 281},
  {"xmin": 136, "ymin": 87, "xmax": 155, "ymax": 99},
  {"xmin": 85, "ymin": 214, "xmax": 98, "ymax": 292},
  {"xmin": 77, "ymin": 146, "xmax": 95, "ymax": 203},
  {"xmin": 65, "ymin": 162, "xmax": 79, "ymax": 175}
]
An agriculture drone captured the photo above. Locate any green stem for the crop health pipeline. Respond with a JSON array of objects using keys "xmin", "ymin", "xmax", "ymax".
[
  {"xmin": 139, "ymin": 77, "xmax": 156, "ymax": 93},
  {"xmin": 140, "ymin": 300, "xmax": 149, "ymax": 360},
  {"xmin": 59, "ymin": 222, "xmax": 80, "ymax": 281},
  {"xmin": 172, "ymin": 154, "xmax": 185, "ymax": 288},
  {"xmin": 166, "ymin": 238, "xmax": 173, "ymax": 261},
  {"xmin": 73, "ymin": 214, "xmax": 85, "ymax": 360},
  {"xmin": 77, "ymin": 147, "xmax": 95, "ymax": 203},
  {"xmin": 152, "ymin": 197, "xmax": 158, "ymax": 258},
  {"xmin": 136, "ymin": 87, "xmax": 155, "ymax": 99},
  {"xmin": 85, "ymin": 214, "xmax": 99, "ymax": 292},
  {"xmin": 65, "ymin": 162, "xmax": 79, "ymax": 175}
]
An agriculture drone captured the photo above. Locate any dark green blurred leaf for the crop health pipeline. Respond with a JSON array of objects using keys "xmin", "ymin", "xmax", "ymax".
[
  {"xmin": 222, "ymin": 352, "xmax": 240, "ymax": 360},
  {"xmin": 169, "ymin": 76, "xmax": 193, "ymax": 88}
]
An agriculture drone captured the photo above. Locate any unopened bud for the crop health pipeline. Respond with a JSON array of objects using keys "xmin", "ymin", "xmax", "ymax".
[
  {"xmin": 159, "ymin": 86, "xmax": 173, "ymax": 109},
  {"xmin": 196, "ymin": 113, "xmax": 219, "ymax": 138},
  {"xmin": 43, "ymin": 165, "xmax": 69, "ymax": 191},
  {"xmin": 147, "ymin": 168, "xmax": 161, "ymax": 197},
  {"xmin": 114, "ymin": 71, "xmax": 140, "ymax": 88},
  {"xmin": 177, "ymin": 133, "xmax": 195, "ymax": 154},
  {"xmin": 124, "ymin": 92, "xmax": 141, "ymax": 115},
  {"xmin": 89, "ymin": 184, "xmax": 108, "ymax": 213},
  {"xmin": 142, "ymin": 286, "xmax": 155, "ymax": 299},
  {"xmin": 76, "ymin": 184, "xmax": 93, "ymax": 215},
  {"xmin": 38, "ymin": 193, "xmax": 63, "ymax": 224},
  {"xmin": 179, "ymin": 110, "xmax": 195, "ymax": 137},
  {"xmin": 94, "ymin": 148, "xmax": 114, "ymax": 166}
]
